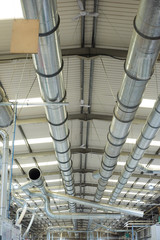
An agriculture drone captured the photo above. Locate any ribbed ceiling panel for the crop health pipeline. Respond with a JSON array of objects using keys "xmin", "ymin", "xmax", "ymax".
[{"xmin": 96, "ymin": 0, "xmax": 139, "ymax": 48}]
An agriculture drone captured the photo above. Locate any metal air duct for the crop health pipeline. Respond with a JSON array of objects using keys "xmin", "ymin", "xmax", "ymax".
[
  {"xmin": 20, "ymin": 0, "xmax": 76, "ymax": 224},
  {"xmin": 21, "ymin": 168, "xmax": 143, "ymax": 217},
  {"xmin": 95, "ymin": 0, "xmax": 160, "ymax": 202},
  {"xmin": 109, "ymin": 96, "xmax": 160, "ymax": 204},
  {"xmin": 0, "ymin": 130, "xmax": 9, "ymax": 218},
  {"xmin": 0, "ymin": 87, "xmax": 13, "ymax": 127}
]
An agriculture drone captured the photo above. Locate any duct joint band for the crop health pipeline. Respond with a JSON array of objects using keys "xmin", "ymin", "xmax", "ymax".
[
  {"xmin": 47, "ymin": 112, "xmax": 68, "ymax": 127},
  {"xmin": 104, "ymin": 151, "xmax": 120, "ymax": 160},
  {"xmin": 133, "ymin": 16, "xmax": 160, "ymax": 40},
  {"xmin": 35, "ymin": 59, "xmax": 64, "ymax": 78},
  {"xmin": 107, "ymin": 133, "xmax": 125, "ymax": 147},
  {"xmin": 124, "ymin": 163, "xmax": 137, "ymax": 173},
  {"xmin": 95, "ymin": 191, "xmax": 103, "ymax": 198},
  {"xmin": 50, "ymin": 129, "xmax": 70, "ymax": 142},
  {"xmin": 155, "ymin": 105, "xmax": 160, "ymax": 114},
  {"xmin": 58, "ymin": 157, "xmax": 72, "ymax": 166},
  {"xmin": 56, "ymin": 143, "xmax": 71, "ymax": 154},
  {"xmin": 98, "ymin": 180, "xmax": 108, "ymax": 188},
  {"xmin": 39, "ymin": 15, "xmax": 60, "ymax": 37},
  {"xmin": 60, "ymin": 162, "xmax": 73, "ymax": 173},
  {"xmin": 113, "ymin": 107, "xmax": 135, "ymax": 124},
  {"xmin": 124, "ymin": 61, "xmax": 150, "ymax": 82},
  {"xmin": 63, "ymin": 176, "xmax": 74, "ymax": 183},
  {"xmin": 117, "ymin": 94, "xmax": 140, "ymax": 113},
  {"xmin": 140, "ymin": 132, "xmax": 153, "ymax": 141},
  {"xmin": 109, "ymin": 124, "xmax": 129, "ymax": 141},
  {"xmin": 147, "ymin": 121, "xmax": 160, "ymax": 129},
  {"xmin": 65, "ymin": 181, "xmax": 75, "ymax": 188},
  {"xmin": 97, "ymin": 185, "xmax": 105, "ymax": 193},
  {"xmin": 130, "ymin": 153, "xmax": 142, "ymax": 162}
]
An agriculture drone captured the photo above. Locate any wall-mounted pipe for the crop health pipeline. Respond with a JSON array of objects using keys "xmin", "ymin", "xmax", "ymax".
[
  {"xmin": 0, "ymin": 129, "xmax": 9, "ymax": 218},
  {"xmin": 109, "ymin": 95, "xmax": 160, "ymax": 204},
  {"xmin": 95, "ymin": 0, "xmax": 160, "ymax": 203},
  {"xmin": 20, "ymin": 0, "xmax": 77, "ymax": 228},
  {"xmin": 21, "ymin": 168, "xmax": 144, "ymax": 218}
]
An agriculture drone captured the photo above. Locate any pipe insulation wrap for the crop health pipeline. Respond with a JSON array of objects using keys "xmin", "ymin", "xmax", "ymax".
[
  {"xmin": 20, "ymin": 0, "xmax": 76, "ymax": 227},
  {"xmin": 95, "ymin": 0, "xmax": 160, "ymax": 202}
]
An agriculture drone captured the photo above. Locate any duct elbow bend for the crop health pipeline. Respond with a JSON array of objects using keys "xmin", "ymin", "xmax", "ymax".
[{"xmin": 29, "ymin": 168, "xmax": 44, "ymax": 188}]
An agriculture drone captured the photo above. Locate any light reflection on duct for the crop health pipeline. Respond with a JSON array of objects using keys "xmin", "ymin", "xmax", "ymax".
[
  {"xmin": 20, "ymin": 0, "xmax": 76, "ymax": 228},
  {"xmin": 94, "ymin": 0, "xmax": 160, "ymax": 203}
]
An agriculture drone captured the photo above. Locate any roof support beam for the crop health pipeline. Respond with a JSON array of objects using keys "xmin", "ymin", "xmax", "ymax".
[
  {"xmin": 1, "ymin": 47, "xmax": 160, "ymax": 61},
  {"xmin": 0, "ymin": 48, "xmax": 127, "ymax": 61},
  {"xmin": 14, "ymin": 148, "xmax": 160, "ymax": 161},
  {"xmin": 16, "ymin": 114, "xmax": 145, "ymax": 125}
]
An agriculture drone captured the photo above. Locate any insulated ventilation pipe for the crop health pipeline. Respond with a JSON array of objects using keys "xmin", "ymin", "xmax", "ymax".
[
  {"xmin": 94, "ymin": 0, "xmax": 160, "ymax": 202},
  {"xmin": 109, "ymin": 96, "xmax": 160, "ymax": 204},
  {"xmin": 20, "ymin": 0, "xmax": 76, "ymax": 227}
]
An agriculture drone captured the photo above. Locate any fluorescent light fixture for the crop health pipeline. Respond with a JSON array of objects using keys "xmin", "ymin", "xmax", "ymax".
[
  {"xmin": 127, "ymin": 192, "xmax": 137, "ymax": 195},
  {"xmin": 54, "ymin": 189, "xmax": 65, "ymax": 192},
  {"xmin": 121, "ymin": 191, "xmax": 127, "ymax": 194},
  {"xmin": 0, "ymin": 137, "xmax": 53, "ymax": 148},
  {"xmin": 12, "ymin": 160, "xmax": 58, "ymax": 169},
  {"xmin": 46, "ymin": 179, "xmax": 62, "ymax": 183},
  {"xmin": 117, "ymin": 162, "xmax": 125, "ymax": 166},
  {"xmin": 0, "ymin": 0, "xmax": 23, "ymax": 20},
  {"xmin": 108, "ymin": 179, "xmax": 118, "ymax": 183},
  {"xmin": 127, "ymin": 181, "xmax": 134, "ymax": 184},
  {"xmin": 126, "ymin": 138, "xmax": 160, "ymax": 147},
  {"xmin": 39, "ymin": 161, "xmax": 58, "ymax": 167},
  {"xmin": 104, "ymin": 190, "xmax": 112, "ymax": 193},
  {"xmin": 140, "ymin": 99, "xmax": 156, "ymax": 108},
  {"xmin": 122, "ymin": 200, "xmax": 130, "ymax": 202},
  {"xmin": 148, "ymin": 193, "xmax": 154, "ymax": 197},
  {"xmin": 101, "ymin": 197, "xmax": 109, "ymax": 200},
  {"xmin": 138, "ymin": 193, "xmax": 146, "ymax": 196},
  {"xmin": 126, "ymin": 138, "xmax": 136, "ymax": 144},
  {"xmin": 28, "ymin": 137, "xmax": 52, "ymax": 145}
]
